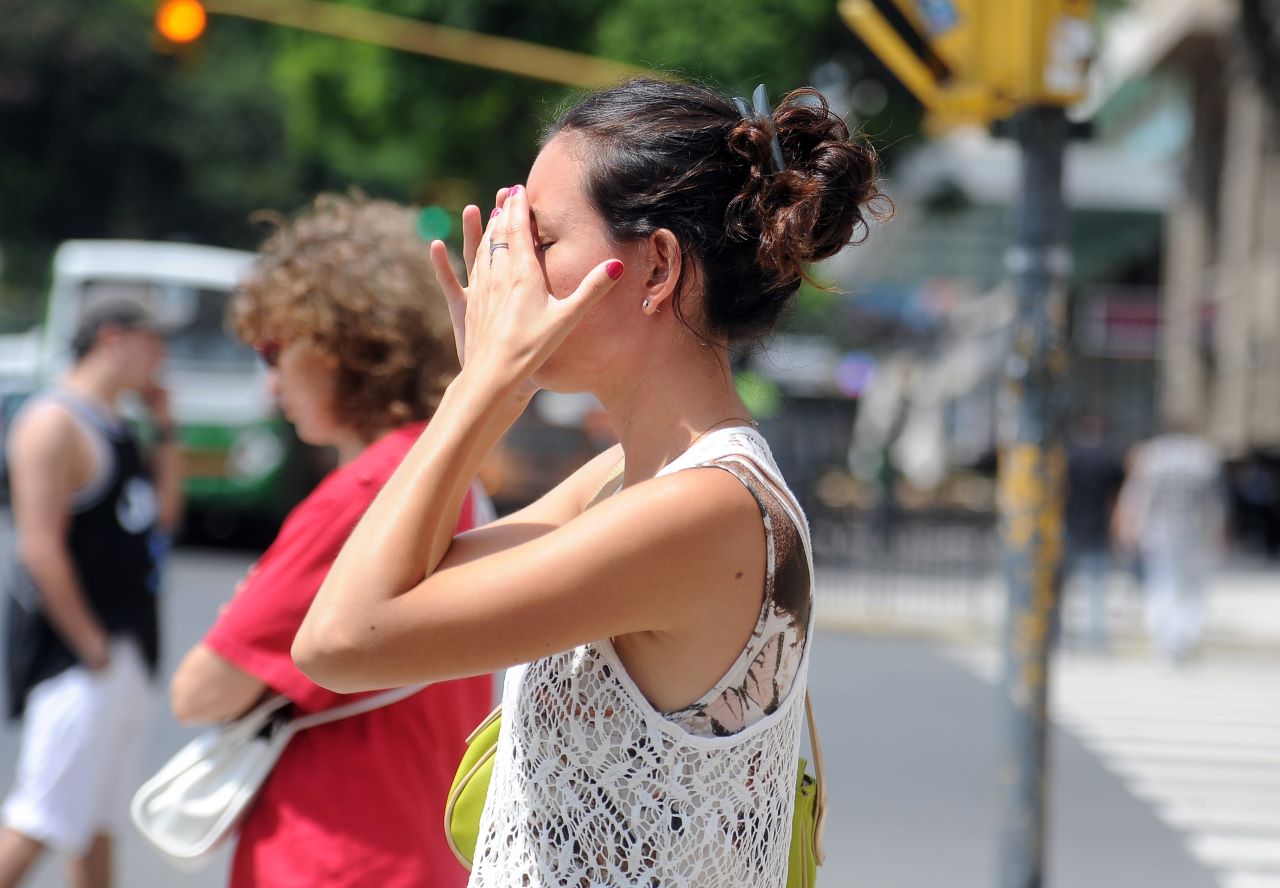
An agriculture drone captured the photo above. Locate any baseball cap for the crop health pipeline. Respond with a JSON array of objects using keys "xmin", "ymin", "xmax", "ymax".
[{"xmin": 71, "ymin": 297, "xmax": 172, "ymax": 358}]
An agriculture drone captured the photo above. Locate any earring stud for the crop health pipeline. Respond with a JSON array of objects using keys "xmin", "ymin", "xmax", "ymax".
[{"xmin": 643, "ymin": 298, "xmax": 651, "ymax": 310}]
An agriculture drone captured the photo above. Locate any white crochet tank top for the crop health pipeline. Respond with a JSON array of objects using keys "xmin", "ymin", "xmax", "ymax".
[{"xmin": 470, "ymin": 427, "xmax": 815, "ymax": 887}]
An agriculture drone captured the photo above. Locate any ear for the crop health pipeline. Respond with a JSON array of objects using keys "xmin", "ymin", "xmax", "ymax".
[{"xmin": 642, "ymin": 229, "xmax": 682, "ymax": 316}]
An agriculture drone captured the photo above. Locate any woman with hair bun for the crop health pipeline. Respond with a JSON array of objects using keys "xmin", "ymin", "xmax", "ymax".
[{"xmin": 296, "ymin": 80, "xmax": 886, "ymax": 886}]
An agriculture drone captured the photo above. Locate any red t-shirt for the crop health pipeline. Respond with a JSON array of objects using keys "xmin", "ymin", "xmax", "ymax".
[{"xmin": 204, "ymin": 423, "xmax": 492, "ymax": 888}]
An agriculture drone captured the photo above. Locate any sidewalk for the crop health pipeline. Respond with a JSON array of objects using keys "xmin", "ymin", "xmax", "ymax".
[{"xmin": 815, "ymin": 561, "xmax": 1280, "ymax": 651}]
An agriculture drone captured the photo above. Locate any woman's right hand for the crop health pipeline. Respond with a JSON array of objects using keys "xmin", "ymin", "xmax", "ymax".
[
  {"xmin": 429, "ymin": 185, "xmax": 622, "ymax": 398},
  {"xmin": 431, "ymin": 187, "xmax": 512, "ymax": 369}
]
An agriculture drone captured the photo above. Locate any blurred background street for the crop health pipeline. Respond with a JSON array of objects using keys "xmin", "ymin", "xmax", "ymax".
[{"xmin": 4, "ymin": 0, "xmax": 1280, "ymax": 885}]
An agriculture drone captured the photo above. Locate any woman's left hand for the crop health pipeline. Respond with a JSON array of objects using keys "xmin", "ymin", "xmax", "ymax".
[{"xmin": 430, "ymin": 185, "xmax": 623, "ymax": 395}]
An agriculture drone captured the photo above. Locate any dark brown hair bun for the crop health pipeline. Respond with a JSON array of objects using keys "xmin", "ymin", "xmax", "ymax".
[{"xmin": 547, "ymin": 78, "xmax": 889, "ymax": 343}]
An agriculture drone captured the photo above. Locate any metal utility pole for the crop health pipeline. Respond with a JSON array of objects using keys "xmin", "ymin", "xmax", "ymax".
[
  {"xmin": 996, "ymin": 104, "xmax": 1070, "ymax": 888},
  {"xmin": 840, "ymin": 6, "xmax": 1092, "ymax": 886}
]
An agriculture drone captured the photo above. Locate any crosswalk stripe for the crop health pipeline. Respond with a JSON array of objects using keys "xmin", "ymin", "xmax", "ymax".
[
  {"xmin": 1063, "ymin": 720, "xmax": 1280, "ymax": 748},
  {"xmin": 1111, "ymin": 754, "xmax": 1280, "ymax": 783},
  {"xmin": 1129, "ymin": 783, "xmax": 1280, "ymax": 811},
  {"xmin": 948, "ymin": 646, "xmax": 1280, "ymax": 888},
  {"xmin": 1083, "ymin": 738, "xmax": 1280, "ymax": 767},
  {"xmin": 1221, "ymin": 871, "xmax": 1280, "ymax": 888},
  {"xmin": 1162, "ymin": 806, "xmax": 1280, "ymax": 834},
  {"xmin": 1192, "ymin": 836, "xmax": 1280, "ymax": 870},
  {"xmin": 1058, "ymin": 708, "xmax": 1280, "ymax": 730}
]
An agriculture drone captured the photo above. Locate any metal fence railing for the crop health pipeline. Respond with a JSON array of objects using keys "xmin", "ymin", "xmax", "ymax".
[{"xmin": 810, "ymin": 508, "xmax": 1003, "ymax": 627}]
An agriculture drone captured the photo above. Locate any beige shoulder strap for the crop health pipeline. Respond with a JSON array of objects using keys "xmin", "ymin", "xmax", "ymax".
[
  {"xmin": 586, "ymin": 457, "xmax": 626, "ymax": 510},
  {"xmin": 805, "ymin": 691, "xmax": 827, "ymax": 864}
]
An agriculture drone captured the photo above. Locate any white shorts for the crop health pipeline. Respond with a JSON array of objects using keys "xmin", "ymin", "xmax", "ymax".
[{"xmin": 2, "ymin": 639, "xmax": 152, "ymax": 855}]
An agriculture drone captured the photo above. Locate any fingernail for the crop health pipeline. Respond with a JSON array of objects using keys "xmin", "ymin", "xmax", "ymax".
[
  {"xmin": 510, "ymin": 184, "xmax": 522, "ymax": 196},
  {"xmin": 606, "ymin": 260, "xmax": 624, "ymax": 280},
  {"xmin": 490, "ymin": 208, "xmax": 501, "ymax": 219}
]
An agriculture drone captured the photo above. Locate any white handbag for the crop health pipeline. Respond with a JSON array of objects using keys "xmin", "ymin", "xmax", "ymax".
[{"xmin": 131, "ymin": 684, "xmax": 424, "ymax": 870}]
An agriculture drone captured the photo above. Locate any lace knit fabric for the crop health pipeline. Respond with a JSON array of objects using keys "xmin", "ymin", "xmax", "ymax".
[{"xmin": 469, "ymin": 428, "xmax": 814, "ymax": 888}]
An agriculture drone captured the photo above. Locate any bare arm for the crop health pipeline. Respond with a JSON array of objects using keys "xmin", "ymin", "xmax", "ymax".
[
  {"xmin": 8, "ymin": 406, "xmax": 111, "ymax": 668},
  {"xmin": 169, "ymin": 644, "xmax": 267, "ymax": 725},
  {"xmin": 294, "ymin": 380, "xmax": 762, "ymax": 693}
]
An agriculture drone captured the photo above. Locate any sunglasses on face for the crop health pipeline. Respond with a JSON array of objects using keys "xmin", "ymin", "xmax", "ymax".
[{"xmin": 254, "ymin": 340, "xmax": 282, "ymax": 368}]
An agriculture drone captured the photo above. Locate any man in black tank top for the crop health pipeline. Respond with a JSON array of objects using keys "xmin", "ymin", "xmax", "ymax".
[{"xmin": 0, "ymin": 299, "xmax": 183, "ymax": 888}]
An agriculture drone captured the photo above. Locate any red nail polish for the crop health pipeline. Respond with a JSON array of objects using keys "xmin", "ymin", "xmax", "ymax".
[
  {"xmin": 606, "ymin": 260, "xmax": 624, "ymax": 280},
  {"xmin": 510, "ymin": 184, "xmax": 522, "ymax": 196},
  {"xmin": 490, "ymin": 208, "xmax": 501, "ymax": 219}
]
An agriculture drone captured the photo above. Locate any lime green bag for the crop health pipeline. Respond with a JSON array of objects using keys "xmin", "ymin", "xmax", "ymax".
[
  {"xmin": 443, "ymin": 693, "xmax": 827, "ymax": 886},
  {"xmin": 443, "ymin": 704, "xmax": 502, "ymax": 868}
]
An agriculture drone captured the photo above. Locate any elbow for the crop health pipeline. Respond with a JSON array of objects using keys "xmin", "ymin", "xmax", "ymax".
[
  {"xmin": 17, "ymin": 538, "xmax": 64, "ymax": 580},
  {"xmin": 170, "ymin": 696, "xmax": 205, "ymax": 728},
  {"xmin": 291, "ymin": 616, "xmax": 372, "ymax": 694},
  {"xmin": 169, "ymin": 674, "xmax": 212, "ymax": 727}
]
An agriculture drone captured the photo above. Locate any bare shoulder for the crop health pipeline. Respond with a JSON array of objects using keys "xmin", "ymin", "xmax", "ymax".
[
  {"xmin": 579, "ymin": 462, "xmax": 763, "ymax": 547},
  {"xmin": 8, "ymin": 400, "xmax": 81, "ymax": 466}
]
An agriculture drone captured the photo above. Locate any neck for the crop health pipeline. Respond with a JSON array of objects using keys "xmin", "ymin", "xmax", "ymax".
[
  {"xmin": 62, "ymin": 360, "xmax": 127, "ymax": 414},
  {"xmin": 595, "ymin": 340, "xmax": 752, "ymax": 487},
  {"xmin": 334, "ymin": 422, "xmax": 398, "ymax": 466},
  {"xmin": 334, "ymin": 430, "xmax": 371, "ymax": 466}
]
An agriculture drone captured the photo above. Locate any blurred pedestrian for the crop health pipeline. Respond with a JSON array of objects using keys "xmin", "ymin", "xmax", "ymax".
[
  {"xmin": 293, "ymin": 79, "xmax": 886, "ymax": 886},
  {"xmin": 0, "ymin": 299, "xmax": 182, "ymax": 888},
  {"xmin": 1064, "ymin": 413, "xmax": 1125, "ymax": 650},
  {"xmin": 1115, "ymin": 421, "xmax": 1225, "ymax": 663},
  {"xmin": 167, "ymin": 194, "xmax": 492, "ymax": 888}
]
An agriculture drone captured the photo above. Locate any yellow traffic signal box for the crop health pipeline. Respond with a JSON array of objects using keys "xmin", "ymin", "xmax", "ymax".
[{"xmin": 840, "ymin": 0, "xmax": 1094, "ymax": 127}]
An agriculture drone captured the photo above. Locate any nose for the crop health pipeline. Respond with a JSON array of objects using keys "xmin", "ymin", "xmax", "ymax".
[{"xmin": 266, "ymin": 369, "xmax": 282, "ymax": 400}]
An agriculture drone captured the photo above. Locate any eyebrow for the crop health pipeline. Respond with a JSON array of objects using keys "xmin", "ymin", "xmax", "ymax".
[{"xmin": 528, "ymin": 204, "xmax": 563, "ymax": 233}]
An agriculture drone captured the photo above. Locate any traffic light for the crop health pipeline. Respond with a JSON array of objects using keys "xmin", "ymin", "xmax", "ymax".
[
  {"xmin": 839, "ymin": 0, "xmax": 1094, "ymax": 127},
  {"xmin": 155, "ymin": 0, "xmax": 208, "ymax": 46}
]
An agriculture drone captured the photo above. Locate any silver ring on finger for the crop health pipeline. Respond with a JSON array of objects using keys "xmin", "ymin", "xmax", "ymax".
[{"xmin": 489, "ymin": 241, "xmax": 510, "ymax": 255}]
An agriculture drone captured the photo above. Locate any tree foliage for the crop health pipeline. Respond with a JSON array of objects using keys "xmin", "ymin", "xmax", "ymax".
[{"xmin": 0, "ymin": 0, "xmax": 921, "ymax": 326}]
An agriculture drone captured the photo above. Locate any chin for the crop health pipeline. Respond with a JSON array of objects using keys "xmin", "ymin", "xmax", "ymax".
[
  {"xmin": 291, "ymin": 422, "xmax": 323, "ymax": 448},
  {"xmin": 532, "ymin": 339, "xmax": 618, "ymax": 396},
  {"xmin": 531, "ymin": 362, "xmax": 595, "ymax": 396}
]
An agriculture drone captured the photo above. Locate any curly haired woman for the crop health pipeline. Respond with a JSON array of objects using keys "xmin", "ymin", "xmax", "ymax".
[{"xmin": 168, "ymin": 193, "xmax": 492, "ymax": 888}]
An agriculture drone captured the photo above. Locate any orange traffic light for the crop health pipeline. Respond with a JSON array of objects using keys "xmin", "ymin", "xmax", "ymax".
[{"xmin": 155, "ymin": 0, "xmax": 207, "ymax": 44}]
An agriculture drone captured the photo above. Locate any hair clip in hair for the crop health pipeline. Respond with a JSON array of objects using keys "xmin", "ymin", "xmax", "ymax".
[{"xmin": 734, "ymin": 83, "xmax": 786, "ymax": 173}]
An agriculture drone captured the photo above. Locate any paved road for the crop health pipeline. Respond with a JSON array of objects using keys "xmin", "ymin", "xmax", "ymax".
[
  {"xmin": 953, "ymin": 647, "xmax": 1280, "ymax": 888},
  {"xmin": 0, "ymin": 544, "xmax": 1262, "ymax": 887}
]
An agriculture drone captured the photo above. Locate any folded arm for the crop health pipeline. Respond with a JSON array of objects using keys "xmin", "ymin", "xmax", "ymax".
[{"xmin": 293, "ymin": 375, "xmax": 762, "ymax": 694}]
